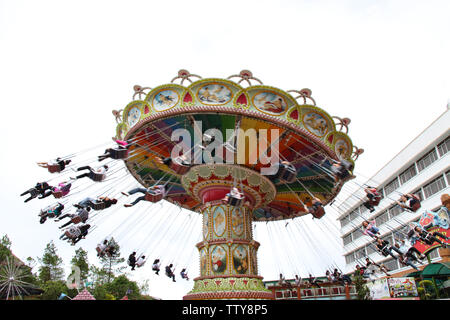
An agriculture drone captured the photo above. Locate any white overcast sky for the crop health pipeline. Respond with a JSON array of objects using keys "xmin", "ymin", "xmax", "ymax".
[{"xmin": 0, "ymin": 0, "xmax": 449, "ymax": 299}]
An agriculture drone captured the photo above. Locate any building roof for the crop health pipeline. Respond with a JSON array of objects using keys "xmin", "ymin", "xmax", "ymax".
[
  {"xmin": 406, "ymin": 262, "xmax": 450, "ymax": 278},
  {"xmin": 72, "ymin": 288, "xmax": 96, "ymax": 300},
  {"xmin": 422, "ymin": 262, "xmax": 450, "ymax": 277}
]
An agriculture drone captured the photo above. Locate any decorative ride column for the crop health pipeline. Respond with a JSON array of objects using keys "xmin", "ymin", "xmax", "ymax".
[{"xmin": 182, "ymin": 165, "xmax": 274, "ymax": 300}]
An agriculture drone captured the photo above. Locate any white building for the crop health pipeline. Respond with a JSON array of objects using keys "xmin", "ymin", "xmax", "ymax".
[{"xmin": 338, "ymin": 106, "xmax": 450, "ymax": 274}]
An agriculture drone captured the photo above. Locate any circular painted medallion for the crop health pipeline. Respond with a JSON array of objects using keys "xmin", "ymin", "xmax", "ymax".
[
  {"xmin": 197, "ymin": 83, "xmax": 232, "ymax": 105},
  {"xmin": 302, "ymin": 111, "xmax": 329, "ymax": 137},
  {"xmin": 335, "ymin": 138, "xmax": 350, "ymax": 160},
  {"xmin": 152, "ymin": 89, "xmax": 179, "ymax": 112},
  {"xmin": 252, "ymin": 91, "xmax": 288, "ymax": 115},
  {"xmin": 126, "ymin": 105, "xmax": 142, "ymax": 127}
]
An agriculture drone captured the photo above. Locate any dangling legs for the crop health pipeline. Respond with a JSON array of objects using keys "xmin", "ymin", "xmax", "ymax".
[{"xmin": 125, "ymin": 196, "xmax": 146, "ymax": 207}]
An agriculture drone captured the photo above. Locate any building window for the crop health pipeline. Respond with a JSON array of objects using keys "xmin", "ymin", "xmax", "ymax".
[
  {"xmin": 378, "ymin": 187, "xmax": 384, "ymax": 200},
  {"xmin": 375, "ymin": 211, "xmax": 388, "ymax": 227},
  {"xmin": 428, "ymin": 249, "xmax": 440, "ymax": 260},
  {"xmin": 384, "ymin": 258, "xmax": 399, "ymax": 271},
  {"xmin": 423, "ymin": 175, "xmax": 446, "ymax": 199},
  {"xmin": 399, "ymin": 164, "xmax": 417, "ymax": 185},
  {"xmin": 349, "ymin": 208, "xmax": 360, "ymax": 222},
  {"xmin": 359, "ymin": 204, "xmax": 368, "ymax": 214},
  {"xmin": 384, "ymin": 178, "xmax": 400, "ymax": 196},
  {"xmin": 446, "ymin": 170, "xmax": 450, "ymax": 186},
  {"xmin": 366, "ymin": 244, "xmax": 376, "ymax": 255},
  {"xmin": 437, "ymin": 136, "xmax": 450, "ymax": 157},
  {"xmin": 345, "ymin": 253, "xmax": 355, "ymax": 264},
  {"xmin": 417, "ymin": 149, "xmax": 438, "ymax": 172},
  {"xmin": 381, "ymin": 233, "xmax": 393, "ymax": 244},
  {"xmin": 355, "ymin": 247, "xmax": 366, "ymax": 260},
  {"xmin": 340, "ymin": 215, "xmax": 349, "ymax": 228},
  {"xmin": 388, "ymin": 204, "xmax": 403, "ymax": 218},
  {"xmin": 353, "ymin": 230, "xmax": 363, "ymax": 240},
  {"xmin": 343, "ymin": 234, "xmax": 352, "ymax": 246},
  {"xmin": 412, "ymin": 188, "xmax": 424, "ymax": 201}
]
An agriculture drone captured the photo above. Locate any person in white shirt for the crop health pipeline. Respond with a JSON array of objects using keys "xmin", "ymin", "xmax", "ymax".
[
  {"xmin": 152, "ymin": 259, "xmax": 161, "ymax": 275},
  {"xmin": 136, "ymin": 255, "xmax": 146, "ymax": 268}
]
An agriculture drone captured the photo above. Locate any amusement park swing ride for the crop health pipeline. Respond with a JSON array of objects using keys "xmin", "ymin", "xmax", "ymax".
[{"xmin": 19, "ymin": 69, "xmax": 367, "ymax": 300}]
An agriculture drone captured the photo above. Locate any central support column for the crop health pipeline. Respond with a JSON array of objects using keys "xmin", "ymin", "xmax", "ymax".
[{"xmin": 183, "ymin": 202, "xmax": 272, "ymax": 300}]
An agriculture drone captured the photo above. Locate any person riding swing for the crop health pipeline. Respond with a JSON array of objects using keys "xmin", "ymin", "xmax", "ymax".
[
  {"xmin": 396, "ymin": 193, "xmax": 421, "ymax": 212},
  {"xmin": 37, "ymin": 157, "xmax": 72, "ymax": 173},
  {"xmin": 165, "ymin": 264, "xmax": 176, "ymax": 282},
  {"xmin": 98, "ymin": 139, "xmax": 130, "ymax": 161},
  {"xmin": 122, "ymin": 184, "xmax": 166, "ymax": 207},
  {"xmin": 224, "ymin": 187, "xmax": 245, "ymax": 207},
  {"xmin": 304, "ymin": 197, "xmax": 325, "ymax": 219},
  {"xmin": 363, "ymin": 187, "xmax": 381, "ymax": 213},
  {"xmin": 20, "ymin": 182, "xmax": 53, "ymax": 203},
  {"xmin": 39, "ymin": 202, "xmax": 65, "ymax": 224},
  {"xmin": 72, "ymin": 165, "xmax": 109, "ymax": 182},
  {"xmin": 128, "ymin": 252, "xmax": 137, "ymax": 271}
]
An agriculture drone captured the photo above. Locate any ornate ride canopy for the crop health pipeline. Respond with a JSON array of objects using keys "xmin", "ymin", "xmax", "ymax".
[{"xmin": 116, "ymin": 70, "xmax": 361, "ymax": 221}]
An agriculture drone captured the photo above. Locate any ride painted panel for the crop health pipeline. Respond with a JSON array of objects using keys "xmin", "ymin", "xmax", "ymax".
[
  {"xmin": 232, "ymin": 244, "xmax": 249, "ymax": 275},
  {"xmin": 200, "ymin": 247, "xmax": 209, "ymax": 276},
  {"xmin": 212, "ymin": 205, "xmax": 227, "ymax": 238},
  {"xmin": 210, "ymin": 245, "xmax": 228, "ymax": 275},
  {"xmin": 231, "ymin": 207, "xmax": 245, "ymax": 238}
]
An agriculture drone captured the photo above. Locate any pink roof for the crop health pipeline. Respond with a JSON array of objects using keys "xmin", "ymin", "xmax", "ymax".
[{"xmin": 72, "ymin": 288, "xmax": 96, "ymax": 300}]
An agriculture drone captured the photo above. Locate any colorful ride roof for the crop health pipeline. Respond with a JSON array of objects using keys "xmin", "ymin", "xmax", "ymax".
[{"xmin": 116, "ymin": 70, "xmax": 362, "ymax": 221}]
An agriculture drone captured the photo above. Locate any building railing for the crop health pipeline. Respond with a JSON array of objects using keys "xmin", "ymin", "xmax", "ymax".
[{"xmin": 267, "ymin": 282, "xmax": 356, "ymax": 300}]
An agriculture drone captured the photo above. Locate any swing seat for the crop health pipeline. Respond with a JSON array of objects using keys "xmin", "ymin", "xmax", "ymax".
[
  {"xmin": 370, "ymin": 197, "xmax": 381, "ymax": 207},
  {"xmin": 276, "ymin": 162, "xmax": 297, "ymax": 183},
  {"xmin": 65, "ymin": 227, "xmax": 81, "ymax": 239},
  {"xmin": 110, "ymin": 148, "xmax": 129, "ymax": 160},
  {"xmin": 169, "ymin": 158, "xmax": 191, "ymax": 175},
  {"xmin": 227, "ymin": 194, "xmax": 244, "ymax": 207},
  {"xmin": 71, "ymin": 215, "xmax": 83, "ymax": 224},
  {"xmin": 89, "ymin": 172, "xmax": 106, "ymax": 182},
  {"xmin": 30, "ymin": 188, "xmax": 40, "ymax": 197},
  {"xmin": 52, "ymin": 191, "xmax": 65, "ymax": 199},
  {"xmin": 411, "ymin": 201, "xmax": 421, "ymax": 212},
  {"xmin": 45, "ymin": 210, "xmax": 56, "ymax": 218},
  {"xmin": 311, "ymin": 206, "xmax": 325, "ymax": 219},
  {"xmin": 145, "ymin": 189, "xmax": 164, "ymax": 203},
  {"xmin": 48, "ymin": 163, "xmax": 62, "ymax": 173},
  {"xmin": 92, "ymin": 201, "xmax": 107, "ymax": 210}
]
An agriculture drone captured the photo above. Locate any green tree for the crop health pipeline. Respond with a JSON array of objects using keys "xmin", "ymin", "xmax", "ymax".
[
  {"xmin": 38, "ymin": 241, "xmax": 65, "ymax": 283},
  {"xmin": 98, "ymin": 238, "xmax": 125, "ymax": 283},
  {"xmin": 104, "ymin": 274, "xmax": 141, "ymax": 300},
  {"xmin": 353, "ymin": 274, "xmax": 371, "ymax": 300},
  {"xmin": 0, "ymin": 234, "xmax": 12, "ymax": 263},
  {"xmin": 89, "ymin": 265, "xmax": 110, "ymax": 286},
  {"xmin": 40, "ymin": 280, "xmax": 72, "ymax": 300},
  {"xmin": 70, "ymin": 247, "xmax": 89, "ymax": 284}
]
